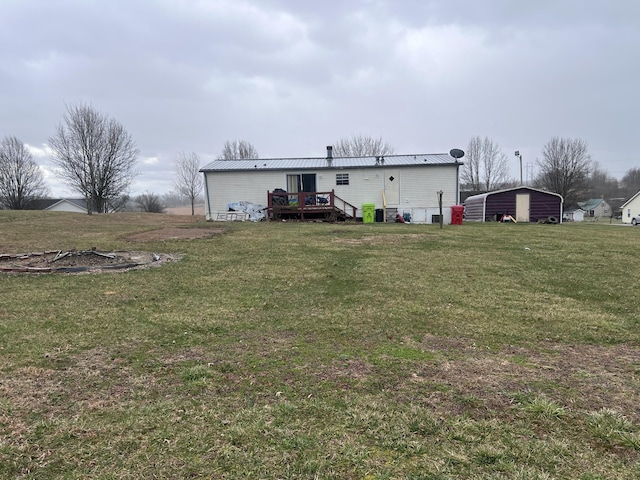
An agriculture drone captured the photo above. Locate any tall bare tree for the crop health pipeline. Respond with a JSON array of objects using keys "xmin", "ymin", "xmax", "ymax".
[
  {"xmin": 535, "ymin": 137, "xmax": 592, "ymax": 207},
  {"xmin": 621, "ymin": 167, "xmax": 640, "ymax": 199},
  {"xmin": 461, "ymin": 137, "xmax": 482, "ymax": 191},
  {"xmin": 585, "ymin": 162, "xmax": 624, "ymax": 220},
  {"xmin": 48, "ymin": 103, "xmax": 138, "ymax": 214},
  {"xmin": 461, "ymin": 136, "xmax": 510, "ymax": 192},
  {"xmin": 585, "ymin": 163, "xmax": 620, "ymax": 199},
  {"xmin": 332, "ymin": 135, "xmax": 394, "ymax": 157},
  {"xmin": 0, "ymin": 135, "xmax": 49, "ymax": 209},
  {"xmin": 218, "ymin": 140, "xmax": 258, "ymax": 160},
  {"xmin": 174, "ymin": 151, "xmax": 203, "ymax": 215}
]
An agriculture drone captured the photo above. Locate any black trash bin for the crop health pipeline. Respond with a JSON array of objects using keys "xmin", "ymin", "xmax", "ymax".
[{"xmin": 375, "ymin": 208, "xmax": 384, "ymax": 223}]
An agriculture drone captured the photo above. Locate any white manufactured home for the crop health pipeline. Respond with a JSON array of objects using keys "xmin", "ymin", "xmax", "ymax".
[{"xmin": 200, "ymin": 147, "xmax": 464, "ymax": 223}]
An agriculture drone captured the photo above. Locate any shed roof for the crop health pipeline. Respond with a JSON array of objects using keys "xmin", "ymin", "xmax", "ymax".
[
  {"xmin": 464, "ymin": 186, "xmax": 563, "ymax": 204},
  {"xmin": 200, "ymin": 153, "xmax": 460, "ymax": 172}
]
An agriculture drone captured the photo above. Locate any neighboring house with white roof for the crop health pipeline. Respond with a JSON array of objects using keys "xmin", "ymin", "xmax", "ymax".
[
  {"xmin": 199, "ymin": 146, "xmax": 464, "ymax": 223},
  {"xmin": 28, "ymin": 198, "xmax": 89, "ymax": 213}
]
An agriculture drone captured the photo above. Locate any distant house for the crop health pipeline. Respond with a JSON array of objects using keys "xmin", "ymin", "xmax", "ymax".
[
  {"xmin": 28, "ymin": 198, "xmax": 89, "ymax": 214},
  {"xmin": 200, "ymin": 146, "xmax": 464, "ymax": 223},
  {"xmin": 577, "ymin": 199, "xmax": 610, "ymax": 219},
  {"xmin": 563, "ymin": 208, "xmax": 585, "ymax": 222},
  {"xmin": 464, "ymin": 186, "xmax": 563, "ymax": 223},
  {"xmin": 620, "ymin": 191, "xmax": 640, "ymax": 224}
]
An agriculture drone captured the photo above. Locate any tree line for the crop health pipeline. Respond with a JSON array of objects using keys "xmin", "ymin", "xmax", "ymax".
[
  {"xmin": 460, "ymin": 135, "xmax": 640, "ymax": 211},
  {"xmin": 0, "ymin": 103, "xmax": 203, "ymax": 214},
  {"xmin": 2, "ymin": 103, "xmax": 639, "ymax": 215}
]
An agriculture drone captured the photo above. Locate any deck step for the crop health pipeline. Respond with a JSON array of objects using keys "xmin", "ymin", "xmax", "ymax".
[{"xmin": 216, "ymin": 212, "xmax": 249, "ymax": 221}]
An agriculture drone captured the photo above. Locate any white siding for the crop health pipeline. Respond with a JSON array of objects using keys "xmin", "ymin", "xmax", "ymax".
[
  {"xmin": 203, "ymin": 165, "xmax": 460, "ymax": 221},
  {"xmin": 46, "ymin": 201, "xmax": 86, "ymax": 213},
  {"xmin": 205, "ymin": 171, "xmax": 284, "ymax": 217},
  {"xmin": 399, "ymin": 166, "xmax": 458, "ymax": 208},
  {"xmin": 318, "ymin": 166, "xmax": 458, "ymax": 209},
  {"xmin": 318, "ymin": 169, "xmax": 384, "ymax": 209},
  {"xmin": 573, "ymin": 210, "xmax": 585, "ymax": 222},
  {"xmin": 622, "ymin": 194, "xmax": 640, "ymax": 224}
]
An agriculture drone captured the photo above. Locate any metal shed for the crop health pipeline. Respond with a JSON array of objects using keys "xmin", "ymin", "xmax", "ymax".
[{"xmin": 464, "ymin": 186, "xmax": 563, "ymax": 223}]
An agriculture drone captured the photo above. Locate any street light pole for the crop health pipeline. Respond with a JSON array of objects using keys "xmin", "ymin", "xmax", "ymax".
[{"xmin": 515, "ymin": 151, "xmax": 523, "ymax": 185}]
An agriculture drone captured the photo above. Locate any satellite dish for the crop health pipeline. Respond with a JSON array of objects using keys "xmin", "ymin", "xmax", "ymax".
[{"xmin": 449, "ymin": 148, "xmax": 465, "ymax": 159}]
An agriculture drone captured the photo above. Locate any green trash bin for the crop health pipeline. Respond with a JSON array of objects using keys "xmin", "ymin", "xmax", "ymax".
[{"xmin": 362, "ymin": 203, "xmax": 375, "ymax": 224}]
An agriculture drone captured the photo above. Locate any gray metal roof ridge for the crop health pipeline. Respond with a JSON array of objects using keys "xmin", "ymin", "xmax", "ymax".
[{"xmin": 200, "ymin": 153, "xmax": 459, "ymax": 171}]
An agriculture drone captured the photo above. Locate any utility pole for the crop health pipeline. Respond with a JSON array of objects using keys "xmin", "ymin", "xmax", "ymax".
[{"xmin": 437, "ymin": 190, "xmax": 443, "ymax": 229}]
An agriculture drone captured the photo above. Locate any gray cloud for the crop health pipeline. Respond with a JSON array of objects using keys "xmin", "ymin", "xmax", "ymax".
[{"xmin": 1, "ymin": 0, "xmax": 638, "ymax": 196}]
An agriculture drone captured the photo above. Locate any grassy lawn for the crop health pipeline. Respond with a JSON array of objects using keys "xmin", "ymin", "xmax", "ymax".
[{"xmin": 1, "ymin": 211, "xmax": 639, "ymax": 479}]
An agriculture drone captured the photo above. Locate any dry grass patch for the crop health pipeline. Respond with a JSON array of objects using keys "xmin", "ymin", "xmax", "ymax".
[
  {"xmin": 2, "ymin": 215, "xmax": 640, "ymax": 478},
  {"xmin": 331, "ymin": 232, "xmax": 434, "ymax": 245},
  {"xmin": 394, "ymin": 341, "xmax": 640, "ymax": 425}
]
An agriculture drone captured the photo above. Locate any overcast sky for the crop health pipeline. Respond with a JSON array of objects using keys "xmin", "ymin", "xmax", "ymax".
[{"xmin": 1, "ymin": 0, "xmax": 639, "ymax": 197}]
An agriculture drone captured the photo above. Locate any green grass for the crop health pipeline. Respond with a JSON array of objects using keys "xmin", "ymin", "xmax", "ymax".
[{"xmin": 1, "ymin": 212, "xmax": 640, "ymax": 478}]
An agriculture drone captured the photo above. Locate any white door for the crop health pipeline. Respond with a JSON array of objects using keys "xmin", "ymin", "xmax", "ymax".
[
  {"xmin": 412, "ymin": 209, "xmax": 427, "ymax": 223},
  {"xmin": 384, "ymin": 169, "xmax": 400, "ymax": 205},
  {"xmin": 516, "ymin": 194, "xmax": 530, "ymax": 222}
]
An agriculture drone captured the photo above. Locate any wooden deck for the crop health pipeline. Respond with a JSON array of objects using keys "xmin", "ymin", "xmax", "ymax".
[{"xmin": 267, "ymin": 190, "xmax": 358, "ymax": 222}]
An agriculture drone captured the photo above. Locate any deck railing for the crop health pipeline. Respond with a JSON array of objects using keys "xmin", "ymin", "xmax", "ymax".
[{"xmin": 267, "ymin": 190, "xmax": 357, "ymax": 220}]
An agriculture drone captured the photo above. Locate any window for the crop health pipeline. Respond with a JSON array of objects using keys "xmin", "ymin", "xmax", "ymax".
[{"xmin": 336, "ymin": 173, "xmax": 349, "ymax": 186}]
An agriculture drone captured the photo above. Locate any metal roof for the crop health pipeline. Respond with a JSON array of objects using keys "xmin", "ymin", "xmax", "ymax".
[
  {"xmin": 200, "ymin": 153, "xmax": 460, "ymax": 172},
  {"xmin": 577, "ymin": 198, "xmax": 606, "ymax": 211},
  {"xmin": 464, "ymin": 186, "xmax": 564, "ymax": 203}
]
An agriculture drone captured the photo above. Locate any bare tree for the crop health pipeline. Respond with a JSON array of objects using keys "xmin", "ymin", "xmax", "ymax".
[
  {"xmin": 174, "ymin": 151, "xmax": 203, "ymax": 215},
  {"xmin": 461, "ymin": 136, "xmax": 510, "ymax": 192},
  {"xmin": 621, "ymin": 167, "xmax": 640, "ymax": 199},
  {"xmin": 461, "ymin": 137, "xmax": 482, "ymax": 191},
  {"xmin": 332, "ymin": 135, "xmax": 394, "ymax": 157},
  {"xmin": 135, "ymin": 192, "xmax": 165, "ymax": 213},
  {"xmin": 160, "ymin": 190, "xmax": 187, "ymax": 207},
  {"xmin": 586, "ymin": 163, "xmax": 625, "ymax": 221},
  {"xmin": 535, "ymin": 137, "xmax": 592, "ymax": 207},
  {"xmin": 48, "ymin": 103, "xmax": 139, "ymax": 214},
  {"xmin": 585, "ymin": 163, "xmax": 620, "ymax": 199},
  {"xmin": 107, "ymin": 194, "xmax": 131, "ymax": 212},
  {"xmin": 218, "ymin": 140, "xmax": 258, "ymax": 160},
  {"xmin": 0, "ymin": 135, "xmax": 49, "ymax": 209}
]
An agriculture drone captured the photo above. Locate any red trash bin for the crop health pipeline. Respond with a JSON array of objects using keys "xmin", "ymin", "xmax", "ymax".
[{"xmin": 451, "ymin": 205, "xmax": 464, "ymax": 225}]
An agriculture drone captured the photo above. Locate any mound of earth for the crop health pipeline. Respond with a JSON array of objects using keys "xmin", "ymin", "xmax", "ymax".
[{"xmin": 0, "ymin": 250, "xmax": 178, "ymax": 274}]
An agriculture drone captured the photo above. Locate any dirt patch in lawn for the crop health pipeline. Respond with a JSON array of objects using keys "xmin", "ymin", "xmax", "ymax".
[
  {"xmin": 1, "ymin": 228, "xmax": 226, "ymax": 274},
  {"xmin": 0, "ymin": 250, "xmax": 179, "ymax": 274},
  {"xmin": 125, "ymin": 227, "xmax": 225, "ymax": 242},
  {"xmin": 332, "ymin": 233, "xmax": 434, "ymax": 245}
]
